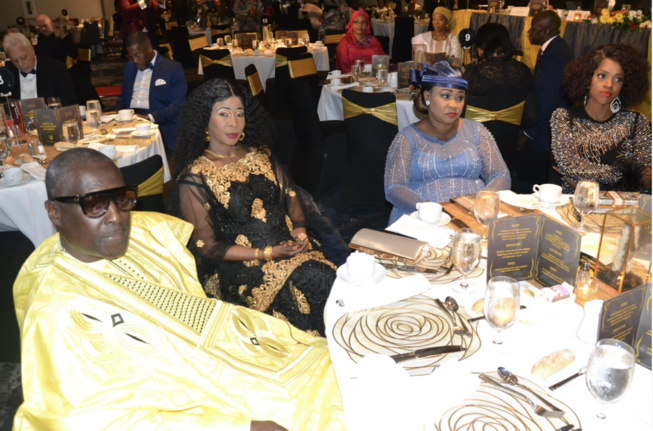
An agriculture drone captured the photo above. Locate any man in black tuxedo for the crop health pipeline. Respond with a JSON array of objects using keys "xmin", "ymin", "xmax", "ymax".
[
  {"xmin": 35, "ymin": 14, "xmax": 62, "ymax": 58},
  {"xmin": 2, "ymin": 32, "xmax": 77, "ymax": 106},
  {"xmin": 518, "ymin": 10, "xmax": 573, "ymax": 188}
]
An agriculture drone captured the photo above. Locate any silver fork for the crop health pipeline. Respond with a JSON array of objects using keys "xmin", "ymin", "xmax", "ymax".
[{"xmin": 479, "ymin": 374, "xmax": 565, "ymax": 418}]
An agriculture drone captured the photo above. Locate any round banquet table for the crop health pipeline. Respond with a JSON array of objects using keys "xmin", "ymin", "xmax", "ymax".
[{"xmin": 371, "ymin": 18, "xmax": 429, "ymax": 56}]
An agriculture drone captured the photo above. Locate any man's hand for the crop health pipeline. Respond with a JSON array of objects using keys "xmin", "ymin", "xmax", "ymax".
[{"xmin": 251, "ymin": 420, "xmax": 288, "ymax": 431}]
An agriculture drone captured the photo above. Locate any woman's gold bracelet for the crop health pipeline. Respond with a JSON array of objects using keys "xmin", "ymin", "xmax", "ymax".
[
  {"xmin": 264, "ymin": 246, "xmax": 273, "ymax": 261},
  {"xmin": 254, "ymin": 248, "xmax": 260, "ymax": 261}
]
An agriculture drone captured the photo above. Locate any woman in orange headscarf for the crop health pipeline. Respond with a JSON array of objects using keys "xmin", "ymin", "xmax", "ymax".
[{"xmin": 335, "ymin": 10, "xmax": 385, "ymax": 73}]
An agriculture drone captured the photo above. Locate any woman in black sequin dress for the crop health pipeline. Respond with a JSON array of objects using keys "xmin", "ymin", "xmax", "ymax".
[
  {"xmin": 168, "ymin": 79, "xmax": 336, "ymax": 336},
  {"xmin": 550, "ymin": 44, "xmax": 651, "ymax": 193}
]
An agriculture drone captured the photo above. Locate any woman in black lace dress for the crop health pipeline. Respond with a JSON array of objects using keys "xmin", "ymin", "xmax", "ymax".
[
  {"xmin": 462, "ymin": 23, "xmax": 539, "ymax": 193},
  {"xmin": 168, "ymin": 79, "xmax": 336, "ymax": 336}
]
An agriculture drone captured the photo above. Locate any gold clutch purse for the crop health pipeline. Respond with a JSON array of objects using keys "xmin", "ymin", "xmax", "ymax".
[{"xmin": 349, "ymin": 228, "xmax": 430, "ymax": 264}]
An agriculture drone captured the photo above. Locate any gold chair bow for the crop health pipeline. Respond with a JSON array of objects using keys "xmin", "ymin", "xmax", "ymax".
[
  {"xmin": 137, "ymin": 167, "xmax": 164, "ymax": 198},
  {"xmin": 275, "ymin": 54, "xmax": 288, "ymax": 68},
  {"xmin": 343, "ymin": 98, "xmax": 398, "ymax": 126},
  {"xmin": 65, "ymin": 55, "xmax": 77, "ymax": 69},
  {"xmin": 200, "ymin": 54, "xmax": 233, "ymax": 68},
  {"xmin": 288, "ymin": 58, "xmax": 316, "ymax": 78},
  {"xmin": 247, "ymin": 72, "xmax": 263, "ymax": 96},
  {"xmin": 464, "ymin": 101, "xmax": 525, "ymax": 125},
  {"xmin": 78, "ymin": 48, "xmax": 92, "ymax": 62}
]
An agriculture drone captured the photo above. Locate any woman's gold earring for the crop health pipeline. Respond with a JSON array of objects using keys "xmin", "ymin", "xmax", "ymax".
[
  {"xmin": 205, "ymin": 129, "xmax": 210, "ymax": 142},
  {"xmin": 239, "ymin": 132, "xmax": 245, "ymax": 141}
]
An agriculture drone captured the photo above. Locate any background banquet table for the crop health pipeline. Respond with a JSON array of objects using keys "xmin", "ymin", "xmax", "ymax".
[
  {"xmin": 198, "ymin": 45, "xmax": 329, "ymax": 90},
  {"xmin": 0, "ymin": 123, "xmax": 170, "ymax": 248},
  {"xmin": 324, "ymin": 194, "xmax": 651, "ymax": 430},
  {"xmin": 371, "ymin": 18, "xmax": 430, "ymax": 56}
]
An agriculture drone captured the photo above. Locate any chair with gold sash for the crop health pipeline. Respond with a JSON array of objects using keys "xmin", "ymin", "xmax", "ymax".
[
  {"xmin": 169, "ymin": 26, "xmax": 195, "ymax": 67},
  {"xmin": 119, "ymin": 155, "xmax": 164, "ymax": 212},
  {"xmin": 268, "ymin": 46, "xmax": 308, "ymax": 114},
  {"xmin": 287, "ymin": 54, "xmax": 321, "ymax": 107},
  {"xmin": 189, "ymin": 35, "xmax": 209, "ymax": 52},
  {"xmin": 324, "ymin": 31, "xmax": 345, "ymax": 70},
  {"xmin": 339, "ymin": 89, "xmax": 398, "ymax": 209},
  {"xmin": 198, "ymin": 48, "xmax": 235, "ymax": 80},
  {"xmin": 244, "ymin": 64, "xmax": 267, "ymax": 108}
]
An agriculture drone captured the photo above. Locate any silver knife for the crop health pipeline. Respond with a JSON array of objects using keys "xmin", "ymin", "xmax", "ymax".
[
  {"xmin": 390, "ymin": 345, "xmax": 465, "ymax": 363},
  {"xmin": 479, "ymin": 374, "xmax": 565, "ymax": 418}
]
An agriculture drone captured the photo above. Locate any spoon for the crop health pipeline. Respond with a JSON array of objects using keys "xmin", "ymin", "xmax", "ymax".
[
  {"xmin": 444, "ymin": 296, "xmax": 471, "ymax": 336},
  {"xmin": 549, "ymin": 366, "xmax": 587, "ymax": 391},
  {"xmin": 497, "ymin": 367, "xmax": 565, "ymax": 415}
]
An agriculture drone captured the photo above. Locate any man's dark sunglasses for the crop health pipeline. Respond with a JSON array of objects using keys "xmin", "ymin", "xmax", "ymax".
[{"xmin": 52, "ymin": 185, "xmax": 138, "ymax": 219}]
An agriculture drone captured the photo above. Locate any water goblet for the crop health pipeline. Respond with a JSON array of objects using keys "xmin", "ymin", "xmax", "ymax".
[
  {"xmin": 47, "ymin": 97, "xmax": 62, "ymax": 110},
  {"xmin": 252, "ymin": 39, "xmax": 259, "ymax": 50},
  {"xmin": 303, "ymin": 33, "xmax": 310, "ymax": 46},
  {"xmin": 232, "ymin": 38, "xmax": 239, "ymax": 50},
  {"xmin": 586, "ymin": 339, "xmax": 635, "ymax": 419},
  {"xmin": 224, "ymin": 35, "xmax": 232, "ymax": 46},
  {"xmin": 86, "ymin": 99, "xmax": 102, "ymax": 118},
  {"xmin": 62, "ymin": 122, "xmax": 80, "ymax": 145},
  {"xmin": 450, "ymin": 228, "xmax": 482, "ymax": 294},
  {"xmin": 376, "ymin": 67, "xmax": 388, "ymax": 86},
  {"xmin": 216, "ymin": 38, "xmax": 224, "ymax": 48},
  {"xmin": 350, "ymin": 63, "xmax": 362, "ymax": 82},
  {"xmin": 474, "ymin": 190, "xmax": 500, "ymax": 240},
  {"xmin": 573, "ymin": 180, "xmax": 599, "ymax": 233},
  {"xmin": 86, "ymin": 109, "xmax": 101, "ymax": 131},
  {"xmin": 484, "ymin": 276, "xmax": 520, "ymax": 348}
]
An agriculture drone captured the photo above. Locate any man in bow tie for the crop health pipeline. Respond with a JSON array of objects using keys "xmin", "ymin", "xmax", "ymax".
[
  {"xmin": 2, "ymin": 32, "xmax": 76, "ymax": 106},
  {"xmin": 116, "ymin": 31, "xmax": 186, "ymax": 151}
]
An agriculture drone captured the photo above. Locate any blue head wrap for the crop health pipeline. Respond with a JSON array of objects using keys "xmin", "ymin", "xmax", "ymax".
[{"xmin": 409, "ymin": 61, "xmax": 468, "ymax": 90}]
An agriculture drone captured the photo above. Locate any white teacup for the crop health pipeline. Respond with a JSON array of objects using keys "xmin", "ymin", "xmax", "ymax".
[
  {"xmin": 533, "ymin": 184, "xmax": 562, "ymax": 204},
  {"xmin": 331, "ymin": 78, "xmax": 342, "ymax": 87},
  {"xmin": 4, "ymin": 167, "xmax": 24, "ymax": 184},
  {"xmin": 99, "ymin": 144, "xmax": 117, "ymax": 159},
  {"xmin": 362, "ymin": 86, "xmax": 373, "ymax": 93},
  {"xmin": 363, "ymin": 64, "xmax": 372, "ymax": 73},
  {"xmin": 315, "ymin": 40, "xmax": 323, "ymax": 47},
  {"xmin": 135, "ymin": 123, "xmax": 151, "ymax": 135},
  {"xmin": 331, "ymin": 69, "xmax": 341, "ymax": 76},
  {"xmin": 346, "ymin": 251, "xmax": 376, "ymax": 281},
  {"xmin": 118, "ymin": 109, "xmax": 134, "ymax": 120},
  {"xmin": 416, "ymin": 201, "xmax": 442, "ymax": 223}
]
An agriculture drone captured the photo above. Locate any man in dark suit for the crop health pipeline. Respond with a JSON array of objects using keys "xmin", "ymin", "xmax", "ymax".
[
  {"xmin": 116, "ymin": 31, "xmax": 186, "ymax": 150},
  {"xmin": 35, "ymin": 14, "xmax": 61, "ymax": 58},
  {"xmin": 2, "ymin": 32, "xmax": 77, "ymax": 106},
  {"xmin": 518, "ymin": 10, "xmax": 573, "ymax": 187}
]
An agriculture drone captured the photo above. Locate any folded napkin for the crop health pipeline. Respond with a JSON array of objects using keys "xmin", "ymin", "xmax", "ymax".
[
  {"xmin": 101, "ymin": 114, "xmax": 117, "ymax": 122},
  {"xmin": 386, "ymin": 215, "xmax": 452, "ymax": 249},
  {"xmin": 115, "ymin": 145, "xmax": 138, "ymax": 153},
  {"xmin": 21, "ymin": 162, "xmax": 46, "ymax": 181}
]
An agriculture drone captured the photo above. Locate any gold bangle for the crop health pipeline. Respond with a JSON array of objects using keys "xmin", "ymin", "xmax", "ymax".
[
  {"xmin": 264, "ymin": 246, "xmax": 273, "ymax": 261},
  {"xmin": 255, "ymin": 248, "xmax": 260, "ymax": 261}
]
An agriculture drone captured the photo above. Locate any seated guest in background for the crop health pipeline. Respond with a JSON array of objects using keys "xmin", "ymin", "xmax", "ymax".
[
  {"xmin": 335, "ymin": 10, "xmax": 385, "ymax": 73},
  {"xmin": 375, "ymin": 0, "xmax": 389, "ymax": 14},
  {"xmin": 384, "ymin": 61, "xmax": 510, "ymax": 224},
  {"xmin": 406, "ymin": 0, "xmax": 421, "ymax": 14},
  {"xmin": 207, "ymin": 0, "xmax": 233, "ymax": 25},
  {"xmin": 14, "ymin": 148, "xmax": 344, "ymax": 430},
  {"xmin": 234, "ymin": 0, "xmax": 265, "ymax": 31},
  {"xmin": 116, "ymin": 31, "xmax": 186, "ymax": 150},
  {"xmin": 323, "ymin": 0, "xmax": 349, "ymax": 31},
  {"xmin": 168, "ymin": 79, "xmax": 336, "ymax": 336},
  {"xmin": 190, "ymin": 0, "xmax": 210, "ymax": 25},
  {"xmin": 51, "ymin": 17, "xmax": 76, "ymax": 67},
  {"xmin": 463, "ymin": 23, "xmax": 538, "ymax": 193},
  {"xmin": 551, "ymin": 44, "xmax": 651, "ymax": 193},
  {"xmin": 411, "ymin": 7, "xmax": 461, "ymax": 65},
  {"xmin": 2, "ymin": 32, "xmax": 77, "ymax": 106},
  {"xmin": 304, "ymin": 0, "xmax": 324, "ymax": 31},
  {"xmin": 35, "ymin": 14, "xmax": 61, "ymax": 58}
]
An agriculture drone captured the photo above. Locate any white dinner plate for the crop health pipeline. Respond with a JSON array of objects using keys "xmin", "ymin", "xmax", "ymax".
[
  {"xmin": 0, "ymin": 171, "xmax": 32, "ymax": 187},
  {"xmin": 409, "ymin": 211, "xmax": 451, "ymax": 227},
  {"xmin": 337, "ymin": 263, "xmax": 386, "ymax": 286}
]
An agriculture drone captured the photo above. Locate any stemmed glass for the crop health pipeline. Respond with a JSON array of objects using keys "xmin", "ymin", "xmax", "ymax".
[
  {"xmin": 573, "ymin": 180, "xmax": 599, "ymax": 233},
  {"xmin": 474, "ymin": 190, "xmax": 500, "ymax": 240},
  {"xmin": 302, "ymin": 33, "xmax": 310, "ymax": 46},
  {"xmin": 351, "ymin": 62, "xmax": 362, "ymax": 83},
  {"xmin": 62, "ymin": 122, "xmax": 80, "ymax": 145},
  {"xmin": 86, "ymin": 99, "xmax": 102, "ymax": 118},
  {"xmin": 86, "ymin": 109, "xmax": 101, "ymax": 132},
  {"xmin": 232, "ymin": 38, "xmax": 239, "ymax": 50},
  {"xmin": 586, "ymin": 339, "xmax": 635, "ymax": 419},
  {"xmin": 376, "ymin": 67, "xmax": 388, "ymax": 86},
  {"xmin": 216, "ymin": 38, "xmax": 224, "ymax": 48},
  {"xmin": 450, "ymin": 228, "xmax": 482, "ymax": 294},
  {"xmin": 224, "ymin": 35, "xmax": 232, "ymax": 46},
  {"xmin": 484, "ymin": 276, "xmax": 520, "ymax": 348}
]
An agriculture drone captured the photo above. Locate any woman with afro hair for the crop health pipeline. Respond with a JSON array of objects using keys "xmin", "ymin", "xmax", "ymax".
[
  {"xmin": 550, "ymin": 44, "xmax": 651, "ymax": 193},
  {"xmin": 167, "ymin": 78, "xmax": 336, "ymax": 336}
]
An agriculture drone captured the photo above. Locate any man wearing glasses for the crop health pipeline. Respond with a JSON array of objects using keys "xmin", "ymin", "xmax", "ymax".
[{"xmin": 13, "ymin": 149, "xmax": 344, "ymax": 430}]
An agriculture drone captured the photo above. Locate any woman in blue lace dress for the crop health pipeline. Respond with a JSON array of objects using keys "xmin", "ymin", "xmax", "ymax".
[{"xmin": 384, "ymin": 61, "xmax": 510, "ymax": 224}]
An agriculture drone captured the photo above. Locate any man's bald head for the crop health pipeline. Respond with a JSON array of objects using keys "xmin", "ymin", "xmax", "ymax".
[{"xmin": 36, "ymin": 14, "xmax": 54, "ymax": 36}]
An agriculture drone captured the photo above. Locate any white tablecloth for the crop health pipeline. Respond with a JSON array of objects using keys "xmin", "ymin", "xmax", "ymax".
[
  {"xmin": 198, "ymin": 47, "xmax": 329, "ymax": 91},
  {"xmin": 317, "ymin": 84, "xmax": 422, "ymax": 129},
  {"xmin": 0, "ymin": 128, "xmax": 171, "ymax": 248},
  {"xmin": 371, "ymin": 19, "xmax": 429, "ymax": 56}
]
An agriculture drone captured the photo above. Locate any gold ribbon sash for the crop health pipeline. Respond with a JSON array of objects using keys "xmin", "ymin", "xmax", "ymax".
[
  {"xmin": 200, "ymin": 54, "xmax": 233, "ymax": 69},
  {"xmin": 324, "ymin": 33, "xmax": 344, "ymax": 45},
  {"xmin": 275, "ymin": 54, "xmax": 288, "ymax": 68},
  {"xmin": 65, "ymin": 55, "xmax": 77, "ymax": 69},
  {"xmin": 464, "ymin": 101, "xmax": 525, "ymax": 125},
  {"xmin": 137, "ymin": 167, "xmax": 164, "ymax": 197},
  {"xmin": 288, "ymin": 58, "xmax": 316, "ymax": 78},
  {"xmin": 247, "ymin": 72, "xmax": 264, "ymax": 96},
  {"xmin": 343, "ymin": 98, "xmax": 398, "ymax": 126},
  {"xmin": 78, "ymin": 48, "xmax": 92, "ymax": 62}
]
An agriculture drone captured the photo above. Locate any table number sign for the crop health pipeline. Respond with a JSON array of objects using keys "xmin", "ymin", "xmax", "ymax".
[
  {"xmin": 397, "ymin": 61, "xmax": 415, "ymax": 89},
  {"xmin": 35, "ymin": 104, "xmax": 83, "ymax": 144},
  {"xmin": 598, "ymin": 283, "xmax": 651, "ymax": 369},
  {"xmin": 18, "ymin": 97, "xmax": 45, "ymax": 131},
  {"xmin": 487, "ymin": 214, "xmax": 581, "ymax": 287}
]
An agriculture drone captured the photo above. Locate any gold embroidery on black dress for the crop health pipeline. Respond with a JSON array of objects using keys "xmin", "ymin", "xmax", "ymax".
[
  {"xmin": 251, "ymin": 198, "xmax": 267, "ymax": 222},
  {"xmin": 204, "ymin": 273, "xmax": 221, "ymax": 299},
  {"xmin": 235, "ymin": 235, "xmax": 260, "ymax": 267},
  {"xmin": 285, "ymin": 215, "xmax": 294, "ymax": 235}
]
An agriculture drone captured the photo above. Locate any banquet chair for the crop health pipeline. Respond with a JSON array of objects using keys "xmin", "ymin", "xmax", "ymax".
[
  {"xmin": 339, "ymin": 89, "xmax": 398, "ymax": 209},
  {"xmin": 73, "ymin": 48, "xmax": 101, "ymax": 106},
  {"xmin": 188, "ymin": 35, "xmax": 209, "ymax": 52},
  {"xmin": 119, "ymin": 155, "xmax": 164, "ymax": 212},
  {"xmin": 269, "ymin": 46, "xmax": 308, "ymax": 112},
  {"xmin": 244, "ymin": 64, "xmax": 267, "ymax": 108},
  {"xmin": 169, "ymin": 26, "xmax": 195, "ymax": 67},
  {"xmin": 159, "ymin": 42, "xmax": 174, "ymax": 60},
  {"xmin": 391, "ymin": 16, "xmax": 414, "ymax": 62},
  {"xmin": 198, "ymin": 48, "xmax": 235, "ymax": 80},
  {"xmin": 164, "ymin": 21, "xmax": 179, "ymax": 31},
  {"xmin": 287, "ymin": 54, "xmax": 321, "ymax": 107},
  {"xmin": 324, "ymin": 32, "xmax": 345, "ymax": 70}
]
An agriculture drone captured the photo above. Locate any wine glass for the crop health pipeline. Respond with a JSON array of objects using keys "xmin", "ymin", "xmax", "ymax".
[
  {"xmin": 252, "ymin": 39, "xmax": 259, "ymax": 50},
  {"xmin": 450, "ymin": 228, "xmax": 482, "ymax": 294},
  {"xmin": 586, "ymin": 338, "xmax": 635, "ymax": 419},
  {"xmin": 303, "ymin": 33, "xmax": 310, "ymax": 46},
  {"xmin": 224, "ymin": 35, "xmax": 232, "ymax": 46},
  {"xmin": 350, "ymin": 63, "xmax": 361, "ymax": 83},
  {"xmin": 474, "ymin": 190, "xmax": 500, "ymax": 240},
  {"xmin": 376, "ymin": 67, "xmax": 388, "ymax": 86},
  {"xmin": 62, "ymin": 122, "xmax": 80, "ymax": 145},
  {"xmin": 573, "ymin": 180, "xmax": 599, "ymax": 233},
  {"xmin": 232, "ymin": 38, "xmax": 239, "ymax": 50},
  {"xmin": 216, "ymin": 38, "xmax": 224, "ymax": 48},
  {"xmin": 484, "ymin": 276, "xmax": 520, "ymax": 347},
  {"xmin": 47, "ymin": 97, "xmax": 62, "ymax": 110},
  {"xmin": 86, "ymin": 109, "xmax": 101, "ymax": 131},
  {"xmin": 86, "ymin": 99, "xmax": 102, "ymax": 118}
]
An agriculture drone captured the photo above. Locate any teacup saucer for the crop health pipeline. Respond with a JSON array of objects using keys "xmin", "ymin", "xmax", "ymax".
[
  {"xmin": 115, "ymin": 115, "xmax": 136, "ymax": 122},
  {"xmin": 532, "ymin": 193, "xmax": 566, "ymax": 207},
  {"xmin": 409, "ymin": 211, "xmax": 451, "ymax": 227},
  {"xmin": 130, "ymin": 130, "xmax": 156, "ymax": 138},
  {"xmin": 337, "ymin": 263, "xmax": 386, "ymax": 286}
]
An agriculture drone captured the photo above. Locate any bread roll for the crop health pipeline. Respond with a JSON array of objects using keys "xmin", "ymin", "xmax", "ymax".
[
  {"xmin": 531, "ymin": 349, "xmax": 575, "ymax": 379},
  {"xmin": 472, "ymin": 298, "xmax": 484, "ymax": 315}
]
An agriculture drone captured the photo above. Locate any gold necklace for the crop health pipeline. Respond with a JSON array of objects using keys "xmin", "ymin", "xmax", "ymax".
[
  {"xmin": 431, "ymin": 32, "xmax": 447, "ymax": 41},
  {"xmin": 205, "ymin": 148, "xmax": 237, "ymax": 159}
]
